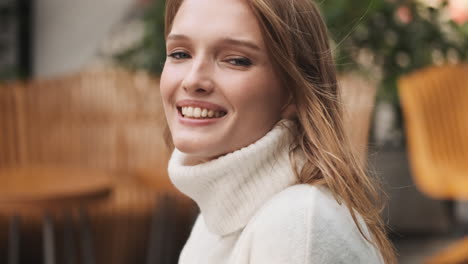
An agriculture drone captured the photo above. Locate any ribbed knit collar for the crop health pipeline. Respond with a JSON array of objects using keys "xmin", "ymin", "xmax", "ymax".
[{"xmin": 168, "ymin": 120, "xmax": 299, "ymax": 236}]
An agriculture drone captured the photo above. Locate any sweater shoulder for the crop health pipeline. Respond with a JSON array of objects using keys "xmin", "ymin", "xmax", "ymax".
[
  {"xmin": 248, "ymin": 184, "xmax": 383, "ymax": 263},
  {"xmin": 254, "ymin": 184, "xmax": 345, "ymax": 221},
  {"xmin": 252, "ymin": 183, "xmax": 373, "ymax": 242}
]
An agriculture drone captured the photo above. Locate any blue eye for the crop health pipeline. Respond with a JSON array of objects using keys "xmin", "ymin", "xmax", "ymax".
[
  {"xmin": 227, "ymin": 57, "xmax": 252, "ymax": 67},
  {"xmin": 168, "ymin": 52, "xmax": 191, "ymax": 59}
]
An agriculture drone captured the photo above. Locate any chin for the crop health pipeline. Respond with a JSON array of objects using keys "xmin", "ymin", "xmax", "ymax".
[{"xmin": 174, "ymin": 138, "xmax": 223, "ymax": 159}]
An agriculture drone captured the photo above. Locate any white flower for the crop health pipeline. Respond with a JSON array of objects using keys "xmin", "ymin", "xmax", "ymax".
[{"xmin": 448, "ymin": 0, "xmax": 468, "ymax": 25}]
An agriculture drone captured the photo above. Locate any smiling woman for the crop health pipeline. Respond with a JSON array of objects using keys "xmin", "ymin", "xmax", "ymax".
[{"xmin": 160, "ymin": 0, "xmax": 397, "ymax": 263}]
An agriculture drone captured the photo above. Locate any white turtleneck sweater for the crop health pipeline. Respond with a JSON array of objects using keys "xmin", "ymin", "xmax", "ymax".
[{"xmin": 168, "ymin": 120, "xmax": 384, "ymax": 264}]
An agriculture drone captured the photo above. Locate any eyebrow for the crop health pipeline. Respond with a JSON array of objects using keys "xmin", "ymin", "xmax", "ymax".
[
  {"xmin": 166, "ymin": 34, "xmax": 190, "ymax": 41},
  {"xmin": 167, "ymin": 34, "xmax": 261, "ymax": 51},
  {"xmin": 220, "ymin": 37, "xmax": 261, "ymax": 51}
]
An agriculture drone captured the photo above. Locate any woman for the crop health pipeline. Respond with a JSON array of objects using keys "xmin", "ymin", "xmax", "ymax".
[{"xmin": 160, "ymin": 0, "xmax": 396, "ymax": 263}]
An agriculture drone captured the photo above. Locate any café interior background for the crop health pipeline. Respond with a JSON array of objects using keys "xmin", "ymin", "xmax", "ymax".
[{"xmin": 0, "ymin": 0, "xmax": 467, "ymax": 263}]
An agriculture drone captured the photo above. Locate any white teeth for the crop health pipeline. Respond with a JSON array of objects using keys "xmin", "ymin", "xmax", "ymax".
[
  {"xmin": 208, "ymin": 110, "xmax": 214, "ymax": 118},
  {"xmin": 194, "ymin": 107, "xmax": 201, "ymax": 118},
  {"xmin": 186, "ymin": 107, "xmax": 193, "ymax": 117},
  {"xmin": 180, "ymin": 106, "xmax": 225, "ymax": 119}
]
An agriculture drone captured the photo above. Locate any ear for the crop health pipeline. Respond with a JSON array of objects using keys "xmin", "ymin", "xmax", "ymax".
[{"xmin": 281, "ymin": 103, "xmax": 297, "ymax": 119}]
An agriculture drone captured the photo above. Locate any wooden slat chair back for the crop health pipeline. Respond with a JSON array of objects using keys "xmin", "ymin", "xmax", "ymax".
[
  {"xmin": 339, "ymin": 73, "xmax": 377, "ymax": 167},
  {"xmin": 398, "ymin": 64, "xmax": 468, "ymax": 200},
  {"xmin": 0, "ymin": 68, "xmax": 168, "ymax": 174},
  {"xmin": 0, "ymin": 84, "xmax": 26, "ymax": 167}
]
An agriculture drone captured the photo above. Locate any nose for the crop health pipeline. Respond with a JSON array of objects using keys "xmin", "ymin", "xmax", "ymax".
[{"xmin": 182, "ymin": 58, "xmax": 215, "ymax": 95}]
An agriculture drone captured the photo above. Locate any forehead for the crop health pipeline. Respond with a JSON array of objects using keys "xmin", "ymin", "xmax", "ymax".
[{"xmin": 170, "ymin": 0, "xmax": 264, "ymax": 44}]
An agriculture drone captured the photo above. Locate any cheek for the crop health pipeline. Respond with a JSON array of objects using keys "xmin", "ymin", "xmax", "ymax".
[
  {"xmin": 160, "ymin": 65, "xmax": 181, "ymax": 106},
  {"xmin": 159, "ymin": 67, "xmax": 181, "ymax": 128},
  {"xmin": 226, "ymin": 72, "xmax": 284, "ymax": 114}
]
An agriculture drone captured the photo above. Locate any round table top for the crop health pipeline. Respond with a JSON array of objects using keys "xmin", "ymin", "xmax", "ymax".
[{"xmin": 0, "ymin": 166, "xmax": 113, "ymax": 204}]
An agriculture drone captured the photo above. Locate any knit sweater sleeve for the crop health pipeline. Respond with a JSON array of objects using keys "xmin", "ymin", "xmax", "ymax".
[{"xmin": 249, "ymin": 185, "xmax": 384, "ymax": 264}]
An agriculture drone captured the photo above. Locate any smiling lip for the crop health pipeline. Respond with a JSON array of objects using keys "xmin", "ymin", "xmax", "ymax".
[{"xmin": 176, "ymin": 99, "xmax": 227, "ymax": 126}]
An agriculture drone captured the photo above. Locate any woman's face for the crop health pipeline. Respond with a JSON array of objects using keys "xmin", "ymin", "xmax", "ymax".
[{"xmin": 160, "ymin": 0, "xmax": 289, "ymax": 164}]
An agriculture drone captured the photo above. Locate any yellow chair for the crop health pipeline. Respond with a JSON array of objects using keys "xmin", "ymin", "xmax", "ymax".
[{"xmin": 398, "ymin": 64, "xmax": 468, "ymax": 263}]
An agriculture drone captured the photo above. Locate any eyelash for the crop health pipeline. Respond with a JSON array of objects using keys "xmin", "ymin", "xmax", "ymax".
[
  {"xmin": 167, "ymin": 51, "xmax": 252, "ymax": 67},
  {"xmin": 226, "ymin": 57, "xmax": 252, "ymax": 67},
  {"xmin": 168, "ymin": 51, "xmax": 191, "ymax": 60}
]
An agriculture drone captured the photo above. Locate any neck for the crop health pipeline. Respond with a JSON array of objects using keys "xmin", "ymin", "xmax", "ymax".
[{"xmin": 168, "ymin": 119, "xmax": 301, "ymax": 235}]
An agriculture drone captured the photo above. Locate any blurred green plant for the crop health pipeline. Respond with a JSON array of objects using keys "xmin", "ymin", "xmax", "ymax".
[
  {"xmin": 113, "ymin": 0, "xmax": 166, "ymax": 74},
  {"xmin": 324, "ymin": 0, "xmax": 468, "ymax": 103},
  {"xmin": 113, "ymin": 0, "xmax": 468, "ymax": 104},
  {"xmin": 0, "ymin": 2, "xmax": 19, "ymax": 82}
]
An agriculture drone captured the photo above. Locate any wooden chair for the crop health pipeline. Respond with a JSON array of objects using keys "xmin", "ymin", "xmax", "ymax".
[
  {"xmin": 398, "ymin": 64, "xmax": 468, "ymax": 263},
  {"xmin": 0, "ymin": 68, "xmax": 196, "ymax": 263},
  {"xmin": 339, "ymin": 73, "xmax": 378, "ymax": 166},
  {"xmin": 3, "ymin": 68, "xmax": 166, "ymax": 173},
  {"xmin": 0, "ymin": 84, "xmax": 26, "ymax": 168}
]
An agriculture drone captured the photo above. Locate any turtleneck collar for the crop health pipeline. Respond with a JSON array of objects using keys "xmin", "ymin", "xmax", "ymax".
[{"xmin": 168, "ymin": 120, "xmax": 300, "ymax": 236}]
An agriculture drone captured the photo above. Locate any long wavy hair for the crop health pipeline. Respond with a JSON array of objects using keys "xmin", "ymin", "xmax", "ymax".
[{"xmin": 163, "ymin": 0, "xmax": 396, "ymax": 263}]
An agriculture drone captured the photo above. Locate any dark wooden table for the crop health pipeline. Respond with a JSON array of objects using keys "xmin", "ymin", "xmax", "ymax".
[{"xmin": 0, "ymin": 166, "xmax": 113, "ymax": 264}]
